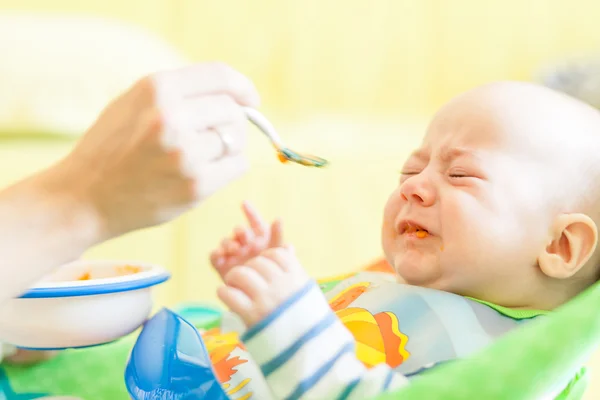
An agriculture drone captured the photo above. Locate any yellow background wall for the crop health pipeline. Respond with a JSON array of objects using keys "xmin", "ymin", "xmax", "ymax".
[
  {"xmin": 3, "ymin": 0, "xmax": 600, "ymax": 117},
  {"xmin": 1, "ymin": 1, "xmax": 600, "ymax": 397}
]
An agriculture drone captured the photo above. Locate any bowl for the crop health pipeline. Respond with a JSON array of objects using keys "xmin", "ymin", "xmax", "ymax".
[{"xmin": 0, "ymin": 259, "xmax": 170, "ymax": 350}]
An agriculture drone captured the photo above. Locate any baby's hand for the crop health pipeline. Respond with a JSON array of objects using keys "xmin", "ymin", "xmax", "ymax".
[
  {"xmin": 210, "ymin": 201, "xmax": 284, "ymax": 279},
  {"xmin": 217, "ymin": 247, "xmax": 309, "ymax": 328}
]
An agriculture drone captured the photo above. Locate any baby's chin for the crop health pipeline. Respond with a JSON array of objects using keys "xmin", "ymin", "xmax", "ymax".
[{"xmin": 392, "ymin": 255, "xmax": 444, "ymax": 288}]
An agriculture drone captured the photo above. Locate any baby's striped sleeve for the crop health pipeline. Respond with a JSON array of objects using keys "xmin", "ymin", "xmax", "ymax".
[{"xmin": 241, "ymin": 280, "xmax": 409, "ymax": 399}]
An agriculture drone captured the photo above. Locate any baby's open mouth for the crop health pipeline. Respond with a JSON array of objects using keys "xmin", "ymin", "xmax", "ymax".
[
  {"xmin": 406, "ymin": 225, "xmax": 429, "ymax": 238},
  {"xmin": 400, "ymin": 221, "xmax": 430, "ymax": 238}
]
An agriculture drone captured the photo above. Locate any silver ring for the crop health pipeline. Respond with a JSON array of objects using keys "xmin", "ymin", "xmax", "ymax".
[{"xmin": 214, "ymin": 128, "xmax": 233, "ymax": 159}]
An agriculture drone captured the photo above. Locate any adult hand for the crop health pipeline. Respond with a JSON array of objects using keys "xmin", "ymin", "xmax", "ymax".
[
  {"xmin": 54, "ymin": 62, "xmax": 260, "ymax": 241},
  {"xmin": 0, "ymin": 62, "xmax": 259, "ymax": 304}
]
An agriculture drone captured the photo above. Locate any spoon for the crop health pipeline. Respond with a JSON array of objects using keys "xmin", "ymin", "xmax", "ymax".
[{"xmin": 243, "ymin": 107, "xmax": 328, "ymax": 168}]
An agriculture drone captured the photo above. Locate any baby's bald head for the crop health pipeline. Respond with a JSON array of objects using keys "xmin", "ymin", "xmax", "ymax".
[{"xmin": 432, "ymin": 81, "xmax": 600, "ymax": 215}]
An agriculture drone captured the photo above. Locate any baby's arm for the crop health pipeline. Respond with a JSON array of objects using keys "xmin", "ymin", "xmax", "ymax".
[{"xmin": 218, "ymin": 248, "xmax": 409, "ymax": 399}]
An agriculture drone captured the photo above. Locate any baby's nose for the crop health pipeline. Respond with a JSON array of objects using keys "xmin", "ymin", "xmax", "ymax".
[{"xmin": 400, "ymin": 176, "xmax": 436, "ymax": 206}]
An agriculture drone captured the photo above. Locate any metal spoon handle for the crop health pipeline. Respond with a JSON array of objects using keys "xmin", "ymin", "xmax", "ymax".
[{"xmin": 243, "ymin": 107, "xmax": 283, "ymax": 148}]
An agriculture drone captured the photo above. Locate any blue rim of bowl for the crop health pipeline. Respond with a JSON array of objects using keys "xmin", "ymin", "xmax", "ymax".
[
  {"xmin": 18, "ymin": 272, "xmax": 171, "ymax": 298},
  {"xmin": 17, "ymin": 338, "xmax": 121, "ymax": 351}
]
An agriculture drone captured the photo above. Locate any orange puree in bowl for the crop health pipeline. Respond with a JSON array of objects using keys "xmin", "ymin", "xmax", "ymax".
[
  {"xmin": 116, "ymin": 265, "xmax": 142, "ymax": 276},
  {"xmin": 78, "ymin": 272, "xmax": 91, "ymax": 281},
  {"xmin": 76, "ymin": 265, "xmax": 142, "ymax": 281}
]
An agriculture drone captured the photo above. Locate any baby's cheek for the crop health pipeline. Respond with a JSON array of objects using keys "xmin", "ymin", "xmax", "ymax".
[
  {"xmin": 452, "ymin": 219, "xmax": 518, "ymax": 264},
  {"xmin": 442, "ymin": 213, "xmax": 493, "ymax": 255},
  {"xmin": 380, "ymin": 219, "xmax": 397, "ymax": 253},
  {"xmin": 382, "ymin": 192, "xmax": 402, "ymax": 222}
]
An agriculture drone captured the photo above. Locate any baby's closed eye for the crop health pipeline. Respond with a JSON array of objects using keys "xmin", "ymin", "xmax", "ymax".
[
  {"xmin": 447, "ymin": 166, "xmax": 484, "ymax": 180},
  {"xmin": 448, "ymin": 170, "xmax": 471, "ymax": 178}
]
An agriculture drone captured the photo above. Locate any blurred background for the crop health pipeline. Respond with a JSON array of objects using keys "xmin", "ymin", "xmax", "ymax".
[{"xmin": 1, "ymin": 0, "xmax": 600, "ymax": 396}]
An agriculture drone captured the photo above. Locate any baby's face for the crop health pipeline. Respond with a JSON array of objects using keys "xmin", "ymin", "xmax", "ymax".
[{"xmin": 381, "ymin": 82, "xmax": 589, "ymax": 307}]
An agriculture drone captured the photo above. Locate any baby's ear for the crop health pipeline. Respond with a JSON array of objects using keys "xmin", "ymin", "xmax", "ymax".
[{"xmin": 538, "ymin": 214, "xmax": 598, "ymax": 279}]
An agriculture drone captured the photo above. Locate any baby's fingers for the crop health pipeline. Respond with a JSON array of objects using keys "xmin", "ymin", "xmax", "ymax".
[
  {"xmin": 245, "ymin": 256, "xmax": 283, "ymax": 282},
  {"xmin": 217, "ymin": 286, "xmax": 254, "ymax": 321},
  {"xmin": 224, "ymin": 266, "xmax": 268, "ymax": 300},
  {"xmin": 222, "ymin": 238, "xmax": 241, "ymax": 256},
  {"xmin": 262, "ymin": 247, "xmax": 302, "ymax": 273},
  {"xmin": 269, "ymin": 219, "xmax": 284, "ymax": 247},
  {"xmin": 242, "ymin": 201, "xmax": 268, "ymax": 236},
  {"xmin": 234, "ymin": 225, "xmax": 252, "ymax": 246},
  {"xmin": 210, "ymin": 249, "xmax": 225, "ymax": 268}
]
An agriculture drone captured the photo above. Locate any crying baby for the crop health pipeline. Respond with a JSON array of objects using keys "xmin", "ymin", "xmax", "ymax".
[{"xmin": 205, "ymin": 81, "xmax": 600, "ymax": 399}]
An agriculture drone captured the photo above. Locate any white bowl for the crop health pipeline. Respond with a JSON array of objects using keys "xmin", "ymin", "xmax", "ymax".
[{"xmin": 0, "ymin": 259, "xmax": 170, "ymax": 350}]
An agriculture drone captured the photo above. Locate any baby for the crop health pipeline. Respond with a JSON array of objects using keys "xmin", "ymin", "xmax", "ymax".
[{"xmin": 209, "ymin": 81, "xmax": 600, "ymax": 399}]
